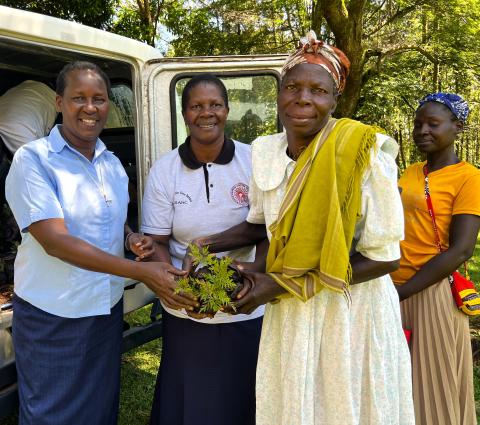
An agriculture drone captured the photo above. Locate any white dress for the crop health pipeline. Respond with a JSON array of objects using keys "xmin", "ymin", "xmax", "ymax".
[{"xmin": 246, "ymin": 132, "xmax": 415, "ymax": 425}]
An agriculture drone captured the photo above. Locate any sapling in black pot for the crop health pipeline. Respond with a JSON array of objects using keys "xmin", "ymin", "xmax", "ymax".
[{"xmin": 175, "ymin": 244, "xmax": 243, "ymax": 314}]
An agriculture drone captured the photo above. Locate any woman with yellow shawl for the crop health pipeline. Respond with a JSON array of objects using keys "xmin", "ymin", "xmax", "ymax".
[{"xmin": 185, "ymin": 32, "xmax": 414, "ymax": 424}]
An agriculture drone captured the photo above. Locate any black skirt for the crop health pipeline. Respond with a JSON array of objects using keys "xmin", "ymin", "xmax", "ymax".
[
  {"xmin": 150, "ymin": 311, "xmax": 262, "ymax": 425},
  {"xmin": 13, "ymin": 294, "xmax": 123, "ymax": 425}
]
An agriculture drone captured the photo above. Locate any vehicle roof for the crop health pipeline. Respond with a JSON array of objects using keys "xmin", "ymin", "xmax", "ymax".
[{"xmin": 0, "ymin": 5, "xmax": 162, "ymax": 63}]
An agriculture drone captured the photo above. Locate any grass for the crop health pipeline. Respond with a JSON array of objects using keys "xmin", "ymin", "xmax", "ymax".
[
  {"xmin": 470, "ymin": 237, "xmax": 480, "ymax": 420},
  {"xmin": 118, "ymin": 307, "xmax": 161, "ymax": 425}
]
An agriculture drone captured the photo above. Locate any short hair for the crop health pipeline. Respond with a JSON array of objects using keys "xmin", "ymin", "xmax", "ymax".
[
  {"xmin": 56, "ymin": 61, "xmax": 111, "ymax": 96},
  {"xmin": 181, "ymin": 74, "xmax": 229, "ymax": 113}
]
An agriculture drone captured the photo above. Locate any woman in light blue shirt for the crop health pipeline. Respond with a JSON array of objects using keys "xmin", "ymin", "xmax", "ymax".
[{"xmin": 5, "ymin": 61, "xmax": 195, "ymax": 425}]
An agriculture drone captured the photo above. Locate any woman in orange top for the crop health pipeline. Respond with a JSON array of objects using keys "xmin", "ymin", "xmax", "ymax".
[{"xmin": 391, "ymin": 92, "xmax": 480, "ymax": 425}]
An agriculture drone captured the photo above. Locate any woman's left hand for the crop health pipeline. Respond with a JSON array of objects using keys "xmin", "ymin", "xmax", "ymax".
[
  {"xmin": 127, "ymin": 233, "xmax": 155, "ymax": 261},
  {"xmin": 226, "ymin": 270, "xmax": 286, "ymax": 315}
]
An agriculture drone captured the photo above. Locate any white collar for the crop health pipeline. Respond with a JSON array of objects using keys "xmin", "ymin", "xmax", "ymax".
[{"xmin": 251, "ymin": 132, "xmax": 295, "ymax": 191}]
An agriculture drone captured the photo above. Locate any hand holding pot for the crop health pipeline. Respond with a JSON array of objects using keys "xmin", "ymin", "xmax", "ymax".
[
  {"xmin": 138, "ymin": 262, "xmax": 198, "ymax": 311},
  {"xmin": 186, "ymin": 309, "xmax": 215, "ymax": 320},
  {"xmin": 228, "ymin": 270, "xmax": 287, "ymax": 315}
]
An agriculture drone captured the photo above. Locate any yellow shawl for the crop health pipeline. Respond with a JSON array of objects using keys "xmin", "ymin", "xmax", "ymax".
[{"xmin": 266, "ymin": 118, "xmax": 381, "ymax": 302}]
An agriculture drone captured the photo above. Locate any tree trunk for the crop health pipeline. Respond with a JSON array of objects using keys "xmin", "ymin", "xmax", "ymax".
[
  {"xmin": 313, "ymin": 0, "xmax": 367, "ymax": 118},
  {"xmin": 335, "ymin": 49, "xmax": 363, "ymax": 117}
]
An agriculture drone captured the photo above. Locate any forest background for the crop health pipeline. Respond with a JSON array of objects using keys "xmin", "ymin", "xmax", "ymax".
[{"xmin": 2, "ymin": 0, "xmax": 480, "ymax": 170}]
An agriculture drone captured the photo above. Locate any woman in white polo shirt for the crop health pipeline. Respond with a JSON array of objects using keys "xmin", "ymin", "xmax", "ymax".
[{"xmin": 141, "ymin": 74, "xmax": 264, "ymax": 425}]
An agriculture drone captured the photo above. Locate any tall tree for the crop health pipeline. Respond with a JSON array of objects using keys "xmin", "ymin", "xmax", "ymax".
[
  {"xmin": 311, "ymin": 0, "xmax": 480, "ymax": 120},
  {"xmin": 311, "ymin": 0, "xmax": 432, "ymax": 117},
  {"xmin": 164, "ymin": 0, "xmax": 305, "ymax": 56},
  {"xmin": 111, "ymin": 0, "xmax": 169, "ymax": 47},
  {"xmin": 352, "ymin": 0, "xmax": 480, "ymax": 168}
]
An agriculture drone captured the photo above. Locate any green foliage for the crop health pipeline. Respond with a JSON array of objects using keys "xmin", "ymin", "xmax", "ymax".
[
  {"xmin": 161, "ymin": 0, "xmax": 480, "ymax": 147},
  {"xmin": 0, "ymin": 0, "xmax": 116, "ymax": 29},
  {"xmin": 110, "ymin": 0, "xmax": 166, "ymax": 47},
  {"xmin": 164, "ymin": 0, "xmax": 304, "ymax": 56},
  {"xmin": 119, "ymin": 306, "xmax": 161, "ymax": 425},
  {"xmin": 175, "ymin": 245, "xmax": 238, "ymax": 313},
  {"xmin": 111, "ymin": 3, "xmax": 150, "ymax": 44},
  {"xmin": 354, "ymin": 0, "xmax": 480, "ymax": 171}
]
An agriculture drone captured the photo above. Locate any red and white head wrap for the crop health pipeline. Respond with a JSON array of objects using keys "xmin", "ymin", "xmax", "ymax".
[{"xmin": 282, "ymin": 31, "xmax": 351, "ymax": 94}]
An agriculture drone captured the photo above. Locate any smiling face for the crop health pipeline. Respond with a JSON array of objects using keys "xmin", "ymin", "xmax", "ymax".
[
  {"xmin": 413, "ymin": 102, "xmax": 463, "ymax": 154},
  {"xmin": 182, "ymin": 82, "xmax": 229, "ymax": 146},
  {"xmin": 56, "ymin": 69, "xmax": 109, "ymax": 148},
  {"xmin": 278, "ymin": 63, "xmax": 337, "ymax": 146}
]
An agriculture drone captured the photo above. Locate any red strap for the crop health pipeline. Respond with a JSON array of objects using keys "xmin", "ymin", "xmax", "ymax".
[{"xmin": 423, "ymin": 164, "xmax": 469, "ymax": 273}]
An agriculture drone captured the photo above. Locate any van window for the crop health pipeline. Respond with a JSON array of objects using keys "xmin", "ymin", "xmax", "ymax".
[
  {"xmin": 173, "ymin": 74, "xmax": 279, "ymax": 146},
  {"xmin": 106, "ymin": 83, "xmax": 135, "ymax": 128}
]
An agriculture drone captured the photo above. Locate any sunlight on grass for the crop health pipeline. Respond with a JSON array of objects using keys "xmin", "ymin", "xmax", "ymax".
[
  {"xmin": 119, "ymin": 306, "xmax": 162, "ymax": 425},
  {"xmin": 468, "ymin": 238, "xmax": 480, "ymax": 284},
  {"xmin": 470, "ymin": 237, "xmax": 480, "ymax": 421}
]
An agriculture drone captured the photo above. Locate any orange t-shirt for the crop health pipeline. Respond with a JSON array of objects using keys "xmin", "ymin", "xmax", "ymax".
[{"xmin": 391, "ymin": 161, "xmax": 480, "ymax": 284}]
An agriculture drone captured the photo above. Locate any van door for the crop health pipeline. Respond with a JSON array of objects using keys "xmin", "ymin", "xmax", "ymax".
[{"xmin": 142, "ymin": 56, "xmax": 286, "ymax": 165}]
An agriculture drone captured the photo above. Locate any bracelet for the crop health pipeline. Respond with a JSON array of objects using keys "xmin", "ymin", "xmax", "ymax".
[{"xmin": 124, "ymin": 232, "xmax": 134, "ymax": 251}]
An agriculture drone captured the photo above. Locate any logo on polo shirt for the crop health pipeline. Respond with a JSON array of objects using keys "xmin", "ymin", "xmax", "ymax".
[
  {"xmin": 174, "ymin": 191, "xmax": 192, "ymax": 205},
  {"xmin": 230, "ymin": 183, "xmax": 249, "ymax": 206}
]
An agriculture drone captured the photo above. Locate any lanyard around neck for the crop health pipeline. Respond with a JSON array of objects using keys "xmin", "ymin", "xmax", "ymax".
[{"xmin": 76, "ymin": 156, "xmax": 112, "ymax": 207}]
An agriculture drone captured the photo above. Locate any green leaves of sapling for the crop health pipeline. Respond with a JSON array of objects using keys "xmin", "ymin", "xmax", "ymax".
[{"xmin": 175, "ymin": 244, "xmax": 240, "ymax": 314}]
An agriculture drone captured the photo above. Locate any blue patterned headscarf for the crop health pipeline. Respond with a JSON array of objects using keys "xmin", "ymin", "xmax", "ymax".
[{"xmin": 418, "ymin": 92, "xmax": 469, "ymax": 123}]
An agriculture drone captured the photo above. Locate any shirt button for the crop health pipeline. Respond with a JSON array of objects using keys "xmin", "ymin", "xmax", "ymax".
[
  {"xmin": 210, "ymin": 184, "xmax": 213, "ymax": 188},
  {"xmin": 208, "ymin": 164, "xmax": 212, "ymax": 168}
]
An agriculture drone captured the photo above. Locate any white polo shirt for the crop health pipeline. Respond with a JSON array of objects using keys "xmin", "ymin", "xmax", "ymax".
[{"xmin": 142, "ymin": 138, "xmax": 264, "ymax": 324}]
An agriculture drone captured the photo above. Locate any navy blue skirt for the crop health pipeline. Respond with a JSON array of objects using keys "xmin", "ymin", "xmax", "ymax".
[
  {"xmin": 150, "ymin": 311, "xmax": 262, "ymax": 425},
  {"xmin": 12, "ymin": 294, "xmax": 123, "ymax": 425}
]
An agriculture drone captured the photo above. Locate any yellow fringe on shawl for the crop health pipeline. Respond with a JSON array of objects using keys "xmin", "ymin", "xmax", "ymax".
[{"xmin": 266, "ymin": 118, "xmax": 382, "ymax": 302}]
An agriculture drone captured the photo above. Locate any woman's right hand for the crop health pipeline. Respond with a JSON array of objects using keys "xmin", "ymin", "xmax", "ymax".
[{"xmin": 138, "ymin": 262, "xmax": 199, "ymax": 311}]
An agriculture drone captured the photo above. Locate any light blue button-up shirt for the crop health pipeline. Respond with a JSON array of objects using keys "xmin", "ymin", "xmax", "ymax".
[{"xmin": 6, "ymin": 125, "xmax": 129, "ymax": 318}]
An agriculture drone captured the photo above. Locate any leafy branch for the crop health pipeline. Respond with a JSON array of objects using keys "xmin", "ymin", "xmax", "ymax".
[
  {"xmin": 364, "ymin": 0, "xmax": 429, "ymax": 38},
  {"xmin": 175, "ymin": 244, "xmax": 240, "ymax": 314}
]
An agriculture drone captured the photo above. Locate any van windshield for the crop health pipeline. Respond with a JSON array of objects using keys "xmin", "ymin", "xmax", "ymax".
[{"xmin": 174, "ymin": 73, "xmax": 279, "ymax": 146}]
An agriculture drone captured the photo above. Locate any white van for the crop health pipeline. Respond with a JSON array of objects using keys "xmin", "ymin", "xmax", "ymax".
[{"xmin": 0, "ymin": 5, "xmax": 285, "ymax": 417}]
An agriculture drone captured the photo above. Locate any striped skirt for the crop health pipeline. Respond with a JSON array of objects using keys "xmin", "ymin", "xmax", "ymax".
[{"xmin": 400, "ymin": 278, "xmax": 477, "ymax": 425}]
